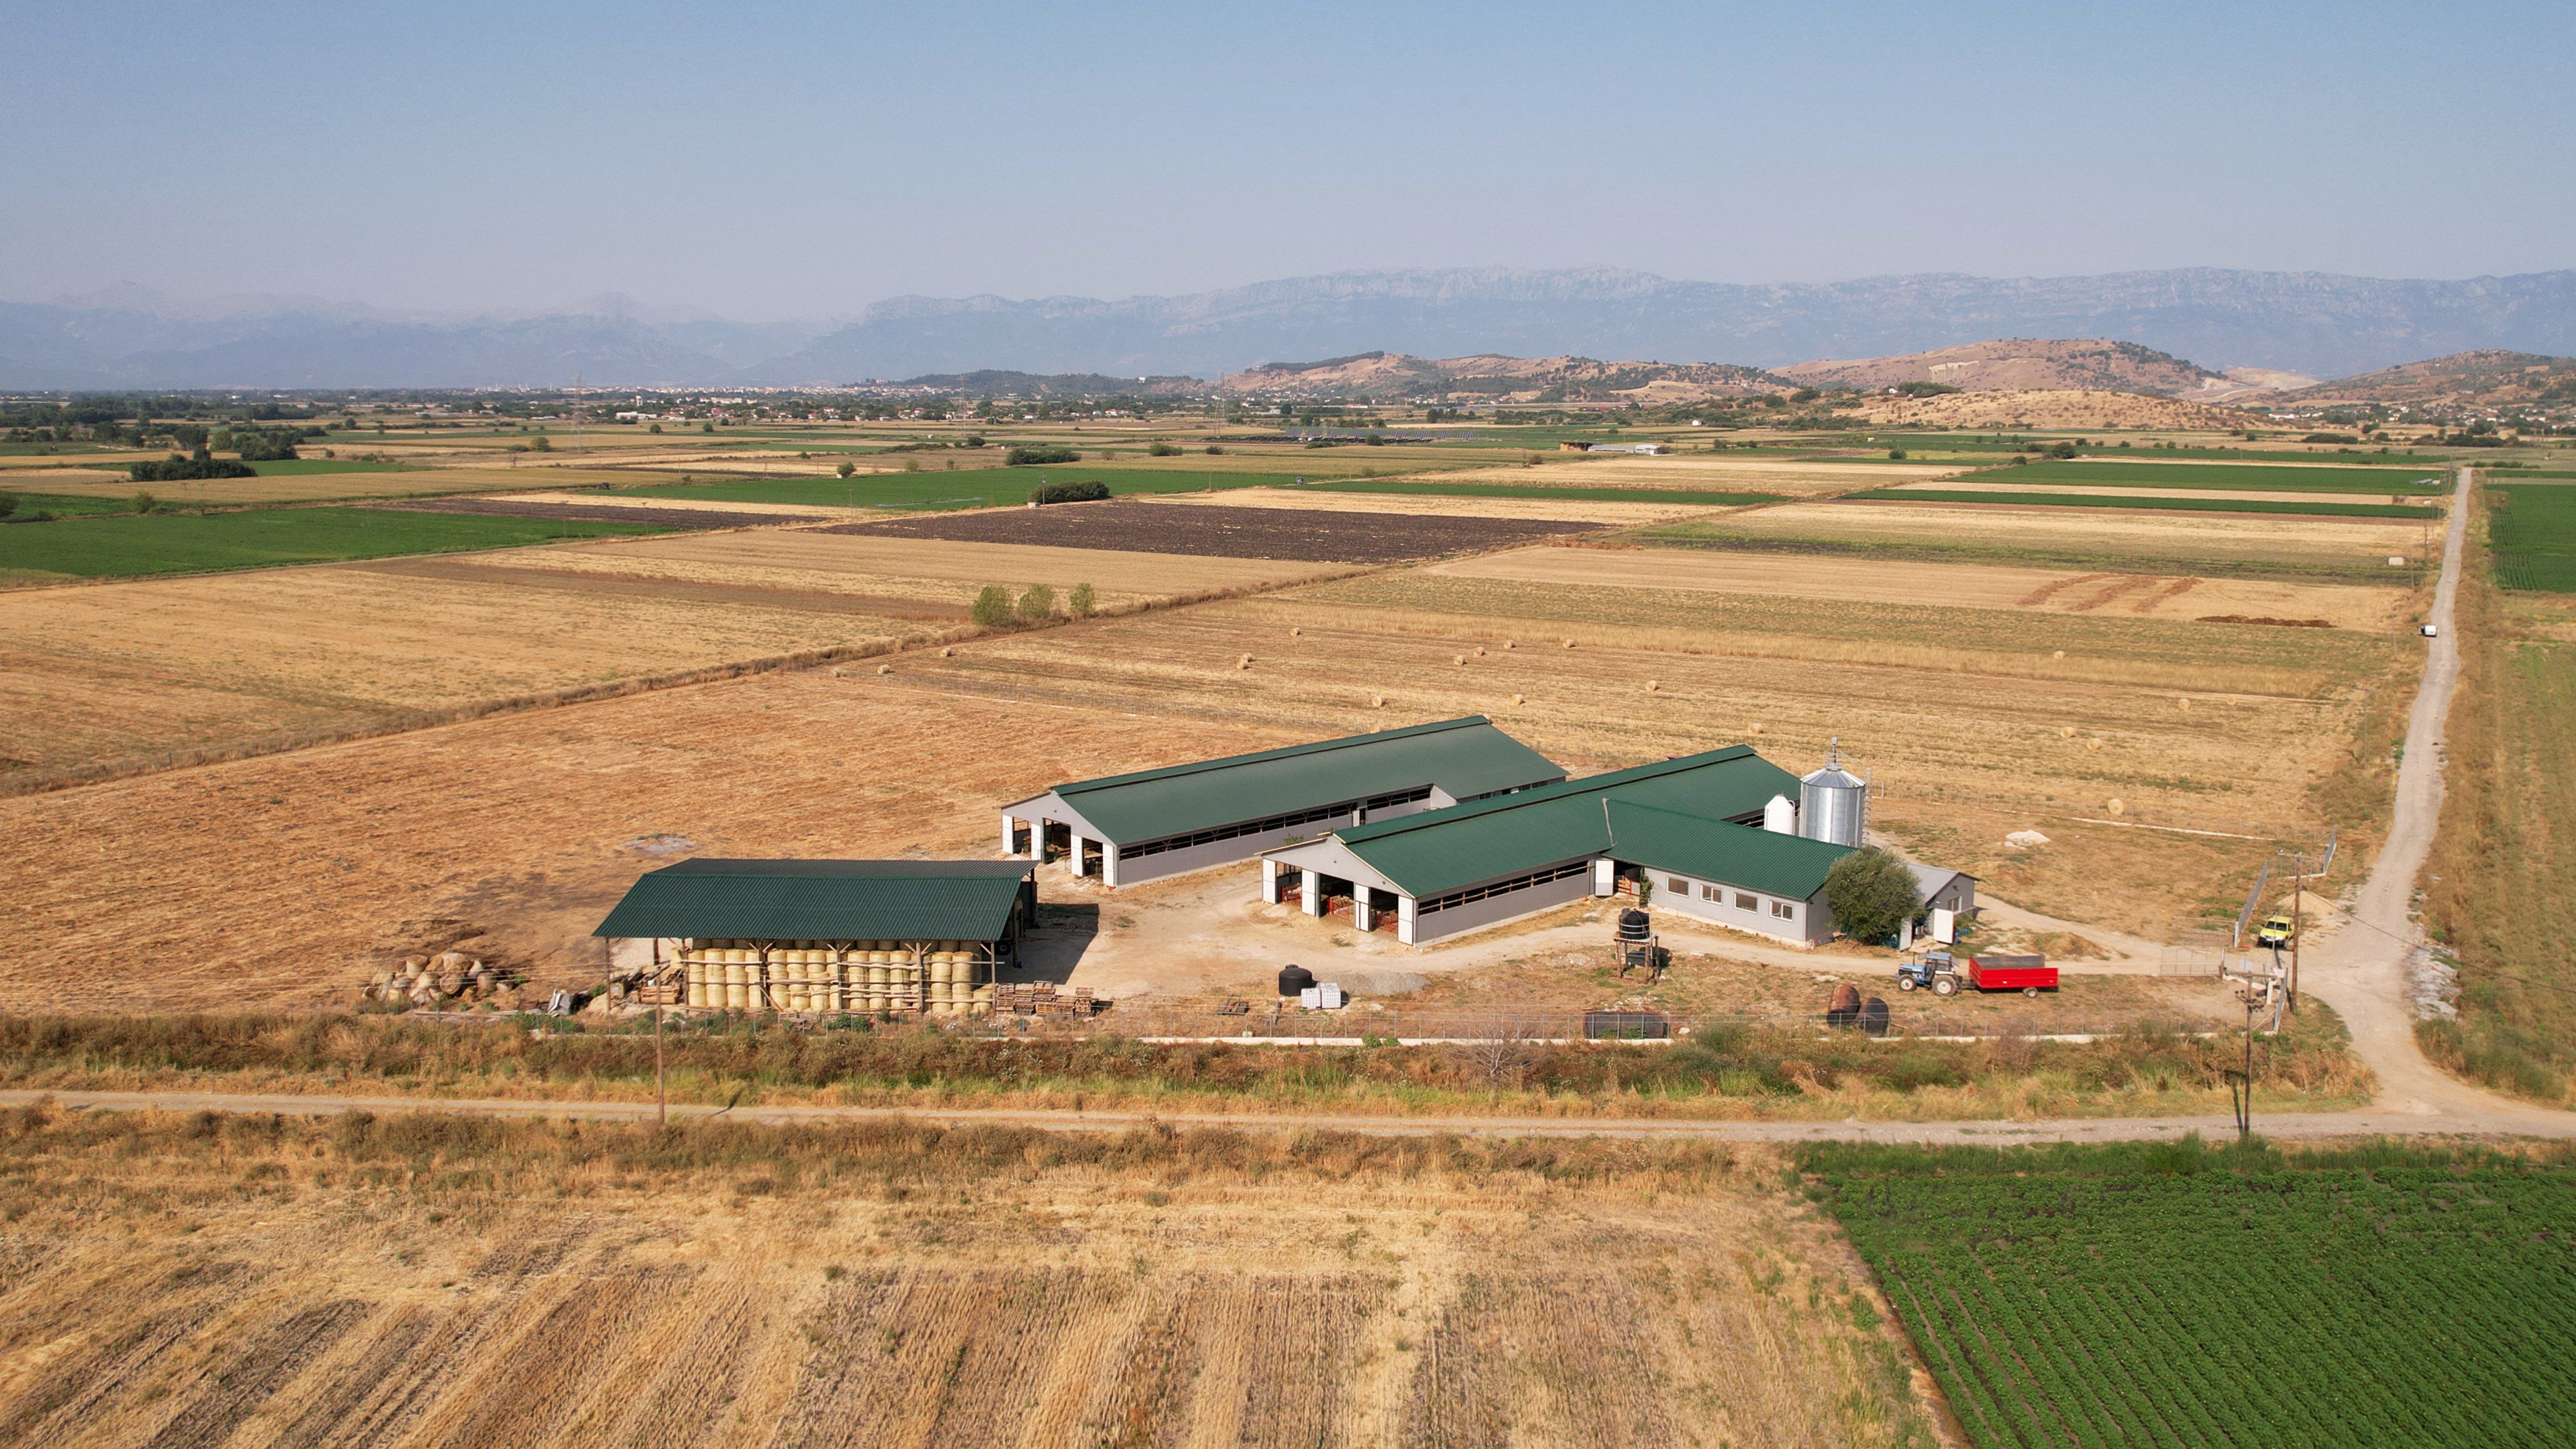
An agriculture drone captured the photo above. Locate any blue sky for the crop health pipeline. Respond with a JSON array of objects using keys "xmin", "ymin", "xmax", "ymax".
[{"xmin": 5, "ymin": 0, "xmax": 2568, "ymax": 316}]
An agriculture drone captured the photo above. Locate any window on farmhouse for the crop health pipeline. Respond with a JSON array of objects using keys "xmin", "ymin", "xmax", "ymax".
[
  {"xmin": 1668, "ymin": 877, "xmax": 1689, "ymax": 895},
  {"xmin": 1772, "ymin": 900, "xmax": 1796, "ymax": 920},
  {"xmin": 1734, "ymin": 892, "xmax": 1757, "ymax": 911},
  {"xmin": 1699, "ymin": 884, "xmax": 1718, "ymax": 902}
]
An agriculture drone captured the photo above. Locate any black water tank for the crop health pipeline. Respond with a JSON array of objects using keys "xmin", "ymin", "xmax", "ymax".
[
  {"xmin": 1860, "ymin": 997, "xmax": 1892, "ymax": 1037},
  {"xmin": 1277, "ymin": 964, "xmax": 1315, "ymax": 997},
  {"xmin": 1617, "ymin": 908, "xmax": 1652, "ymax": 942}
]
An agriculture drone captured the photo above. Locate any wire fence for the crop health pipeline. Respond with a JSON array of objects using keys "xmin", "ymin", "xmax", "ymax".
[{"xmin": 956, "ymin": 996, "xmax": 2232, "ymax": 1044}]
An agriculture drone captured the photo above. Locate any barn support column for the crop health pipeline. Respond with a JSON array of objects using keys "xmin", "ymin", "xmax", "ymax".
[
  {"xmin": 1071, "ymin": 835, "xmax": 1089, "ymax": 877},
  {"xmin": 1000, "ymin": 812, "xmax": 1016, "ymax": 855},
  {"xmin": 1352, "ymin": 889, "xmax": 1374, "ymax": 932},
  {"xmin": 1592, "ymin": 857, "xmax": 1615, "ymax": 897},
  {"xmin": 1396, "ymin": 895, "xmax": 1418, "ymax": 946},
  {"xmin": 1029, "ymin": 818, "xmax": 1048, "ymax": 861},
  {"xmin": 1300, "ymin": 869, "xmax": 1323, "ymax": 917},
  {"xmin": 1102, "ymin": 841, "xmax": 1122, "ymax": 888},
  {"xmin": 1262, "ymin": 858, "xmax": 1282, "ymax": 905}
]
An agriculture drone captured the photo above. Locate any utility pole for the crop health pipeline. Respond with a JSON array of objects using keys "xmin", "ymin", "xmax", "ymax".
[{"xmin": 654, "ymin": 997, "xmax": 667, "ymax": 1128}]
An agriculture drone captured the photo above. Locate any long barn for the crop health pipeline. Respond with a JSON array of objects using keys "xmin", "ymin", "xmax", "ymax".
[
  {"xmin": 1260, "ymin": 745, "xmax": 1871, "ymax": 946},
  {"xmin": 998, "ymin": 716, "xmax": 1564, "ymax": 887}
]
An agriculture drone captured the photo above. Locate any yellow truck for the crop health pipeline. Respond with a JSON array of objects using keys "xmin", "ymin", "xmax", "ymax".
[{"xmin": 2255, "ymin": 913, "xmax": 2295, "ymax": 948}]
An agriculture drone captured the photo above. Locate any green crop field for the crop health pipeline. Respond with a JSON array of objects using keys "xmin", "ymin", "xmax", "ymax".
[
  {"xmin": 1847, "ymin": 488, "xmax": 2440, "ymax": 518},
  {"xmin": 1306, "ymin": 478, "xmax": 1783, "ymax": 506},
  {"xmin": 1953, "ymin": 461, "xmax": 2450, "ymax": 493},
  {"xmin": 244, "ymin": 458, "xmax": 414, "ymax": 475},
  {"xmin": 0, "ymin": 492, "xmax": 142, "ymax": 518},
  {"xmin": 0, "ymin": 507, "xmax": 669, "ymax": 581},
  {"xmin": 2489, "ymin": 483, "xmax": 2576, "ymax": 591},
  {"xmin": 1809, "ymin": 1139, "xmax": 2576, "ymax": 1449}
]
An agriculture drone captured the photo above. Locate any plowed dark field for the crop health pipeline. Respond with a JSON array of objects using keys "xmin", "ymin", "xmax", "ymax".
[
  {"xmin": 833, "ymin": 497, "xmax": 1604, "ymax": 562},
  {"xmin": 374, "ymin": 498, "xmax": 797, "ymax": 530}
]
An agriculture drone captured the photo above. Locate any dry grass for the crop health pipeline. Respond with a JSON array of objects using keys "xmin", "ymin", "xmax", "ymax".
[
  {"xmin": 1432, "ymin": 546, "xmax": 2413, "ymax": 630},
  {"xmin": 556, "ymin": 527, "xmax": 1340, "ymax": 606},
  {"xmin": 14, "ymin": 467, "xmax": 686, "ymax": 504},
  {"xmin": 0, "ymin": 1106, "xmax": 1938, "ymax": 1449},
  {"xmin": 0, "ymin": 529, "xmax": 1335, "ymax": 778}
]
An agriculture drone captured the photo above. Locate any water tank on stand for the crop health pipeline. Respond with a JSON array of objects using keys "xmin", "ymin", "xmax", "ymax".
[
  {"xmin": 1277, "ymin": 964, "xmax": 1315, "ymax": 998},
  {"xmin": 1799, "ymin": 738, "xmax": 1868, "ymax": 847},
  {"xmin": 1762, "ymin": 793, "xmax": 1798, "ymax": 835}
]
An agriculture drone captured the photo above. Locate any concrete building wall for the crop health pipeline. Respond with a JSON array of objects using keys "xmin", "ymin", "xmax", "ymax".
[
  {"xmin": 1409, "ymin": 866, "xmax": 1594, "ymax": 943},
  {"xmin": 1646, "ymin": 867, "xmax": 1835, "ymax": 946},
  {"xmin": 1109, "ymin": 816, "xmax": 1355, "ymax": 885}
]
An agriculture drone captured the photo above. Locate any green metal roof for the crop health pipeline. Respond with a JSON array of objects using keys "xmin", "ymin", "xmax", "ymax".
[
  {"xmin": 1605, "ymin": 801, "xmax": 1854, "ymax": 900},
  {"xmin": 593, "ymin": 860, "xmax": 1032, "ymax": 942},
  {"xmin": 1333, "ymin": 746, "xmax": 1802, "ymax": 897},
  {"xmin": 1014, "ymin": 716, "xmax": 1563, "ymax": 845}
]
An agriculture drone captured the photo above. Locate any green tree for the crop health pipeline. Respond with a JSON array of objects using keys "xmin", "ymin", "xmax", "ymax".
[
  {"xmin": 970, "ymin": 585, "xmax": 1014, "ymax": 628},
  {"xmin": 130, "ymin": 490, "xmax": 157, "ymax": 514},
  {"xmin": 1888, "ymin": 447, "xmax": 1907, "ymax": 460},
  {"xmin": 529, "ymin": 434, "xmax": 553, "ymax": 452},
  {"xmin": 648, "ymin": 423, "xmax": 662, "ymax": 434},
  {"xmin": 0, "ymin": 491, "xmax": 17, "ymax": 520},
  {"xmin": 836, "ymin": 459, "xmax": 856, "ymax": 478},
  {"xmin": 1823, "ymin": 848, "xmax": 1923, "ymax": 946},
  {"xmin": 1147, "ymin": 441, "xmax": 1183, "ymax": 456},
  {"xmin": 1068, "ymin": 582, "xmax": 1096, "ymax": 617},
  {"xmin": 1017, "ymin": 583, "xmax": 1057, "ymax": 620}
]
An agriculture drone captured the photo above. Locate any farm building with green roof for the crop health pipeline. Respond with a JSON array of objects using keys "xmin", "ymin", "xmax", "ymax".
[
  {"xmin": 1259, "ymin": 745, "xmax": 1929, "ymax": 946},
  {"xmin": 997, "ymin": 716, "xmax": 1564, "ymax": 887}
]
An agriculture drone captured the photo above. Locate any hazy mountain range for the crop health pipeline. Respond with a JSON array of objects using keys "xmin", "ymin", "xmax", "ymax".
[{"xmin": 4, "ymin": 267, "xmax": 2573, "ymax": 391}]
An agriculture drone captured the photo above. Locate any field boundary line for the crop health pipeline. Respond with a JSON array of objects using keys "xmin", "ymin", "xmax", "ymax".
[
  {"xmin": 7, "ymin": 1088, "xmax": 2569, "ymax": 1141},
  {"xmin": 4, "ymin": 563, "xmax": 1384, "ymax": 800}
]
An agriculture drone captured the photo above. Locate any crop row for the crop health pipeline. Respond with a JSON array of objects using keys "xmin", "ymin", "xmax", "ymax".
[{"xmin": 1818, "ymin": 1160, "xmax": 2576, "ymax": 1448}]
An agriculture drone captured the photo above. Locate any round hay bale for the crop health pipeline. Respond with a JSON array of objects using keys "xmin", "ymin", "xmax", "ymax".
[
  {"xmin": 1453, "ymin": 654, "xmax": 1465, "ymax": 666},
  {"xmin": 941, "ymin": 646, "xmax": 954, "ymax": 657},
  {"xmin": 1290, "ymin": 626, "xmax": 1302, "ymax": 636},
  {"xmin": 2178, "ymin": 697, "xmax": 2192, "ymax": 710},
  {"xmin": 2085, "ymin": 737, "xmax": 2103, "ymax": 751},
  {"xmin": 876, "ymin": 663, "xmax": 892, "ymax": 674},
  {"xmin": 1370, "ymin": 694, "xmax": 1384, "ymax": 708},
  {"xmin": 2053, "ymin": 649, "xmax": 2065, "ymax": 659},
  {"xmin": 1563, "ymin": 638, "xmax": 1575, "ymax": 648},
  {"xmin": 1645, "ymin": 679, "xmax": 1659, "ymax": 692},
  {"xmin": 1504, "ymin": 639, "xmax": 1515, "ymax": 649},
  {"xmin": 2060, "ymin": 726, "xmax": 2076, "ymax": 738},
  {"xmin": 2107, "ymin": 798, "xmax": 2125, "ymax": 815},
  {"xmin": 1511, "ymin": 693, "xmax": 1524, "ymax": 705},
  {"xmin": 1473, "ymin": 646, "xmax": 1485, "ymax": 656},
  {"xmin": 1749, "ymin": 723, "xmax": 1764, "ymax": 735}
]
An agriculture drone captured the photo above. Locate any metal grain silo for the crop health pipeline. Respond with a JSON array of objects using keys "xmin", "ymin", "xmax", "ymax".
[{"xmin": 1799, "ymin": 740, "xmax": 1867, "ymax": 847}]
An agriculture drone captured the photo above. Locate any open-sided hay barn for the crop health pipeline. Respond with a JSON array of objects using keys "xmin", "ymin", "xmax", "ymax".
[{"xmin": 594, "ymin": 859, "xmax": 1036, "ymax": 1016}]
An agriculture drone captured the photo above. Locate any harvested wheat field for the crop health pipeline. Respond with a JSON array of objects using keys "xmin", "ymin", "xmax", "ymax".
[
  {"xmin": 0, "ymin": 671, "xmax": 1321, "ymax": 1008},
  {"xmin": 1416, "ymin": 455, "xmax": 1968, "ymax": 496},
  {"xmin": 0, "ymin": 1110, "xmax": 1935, "ymax": 1449},
  {"xmin": 1433, "ymin": 544, "xmax": 2414, "ymax": 629},
  {"xmin": 1143, "ymin": 486, "xmax": 1726, "ymax": 525},
  {"xmin": 1652, "ymin": 499, "xmax": 2429, "ymax": 574},
  {"xmin": 559, "ymin": 527, "xmax": 1345, "ymax": 606},
  {"xmin": 0, "ymin": 562, "xmax": 934, "ymax": 778},
  {"xmin": 0, "ymin": 529, "xmax": 1337, "ymax": 780},
  {"xmin": 1879, "ymin": 477, "xmax": 2440, "ymax": 507},
  {"xmin": 879, "ymin": 589, "xmax": 2405, "ymax": 933}
]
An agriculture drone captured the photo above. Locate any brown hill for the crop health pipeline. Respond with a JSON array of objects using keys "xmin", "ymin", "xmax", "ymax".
[
  {"xmin": 2295, "ymin": 349, "xmax": 2576, "ymax": 406},
  {"xmin": 1854, "ymin": 388, "xmax": 2258, "ymax": 432},
  {"xmin": 1778, "ymin": 338, "xmax": 2224, "ymax": 397},
  {"xmin": 1219, "ymin": 352, "xmax": 1789, "ymax": 403}
]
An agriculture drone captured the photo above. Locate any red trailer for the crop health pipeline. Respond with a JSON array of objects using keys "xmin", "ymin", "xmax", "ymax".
[{"xmin": 1966, "ymin": 954, "xmax": 2057, "ymax": 996}]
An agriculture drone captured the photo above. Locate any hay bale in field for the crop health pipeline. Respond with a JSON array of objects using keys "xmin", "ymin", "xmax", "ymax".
[
  {"xmin": 941, "ymin": 646, "xmax": 954, "ymax": 657},
  {"xmin": 1563, "ymin": 638, "xmax": 1574, "ymax": 648},
  {"xmin": 1453, "ymin": 654, "xmax": 1465, "ymax": 666},
  {"xmin": 1749, "ymin": 723, "xmax": 1763, "ymax": 735},
  {"xmin": 877, "ymin": 663, "xmax": 892, "ymax": 674},
  {"xmin": 1510, "ymin": 693, "xmax": 1524, "ymax": 705},
  {"xmin": 1644, "ymin": 679, "xmax": 1659, "ymax": 692},
  {"xmin": 1504, "ymin": 639, "xmax": 1515, "ymax": 649},
  {"xmin": 2085, "ymin": 737, "xmax": 2103, "ymax": 751},
  {"xmin": 1290, "ymin": 626, "xmax": 1302, "ymax": 636},
  {"xmin": 1473, "ymin": 646, "xmax": 1485, "ymax": 656},
  {"xmin": 2060, "ymin": 726, "xmax": 2076, "ymax": 738},
  {"xmin": 2107, "ymin": 798, "xmax": 2125, "ymax": 815},
  {"xmin": 1370, "ymin": 694, "xmax": 1384, "ymax": 708}
]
